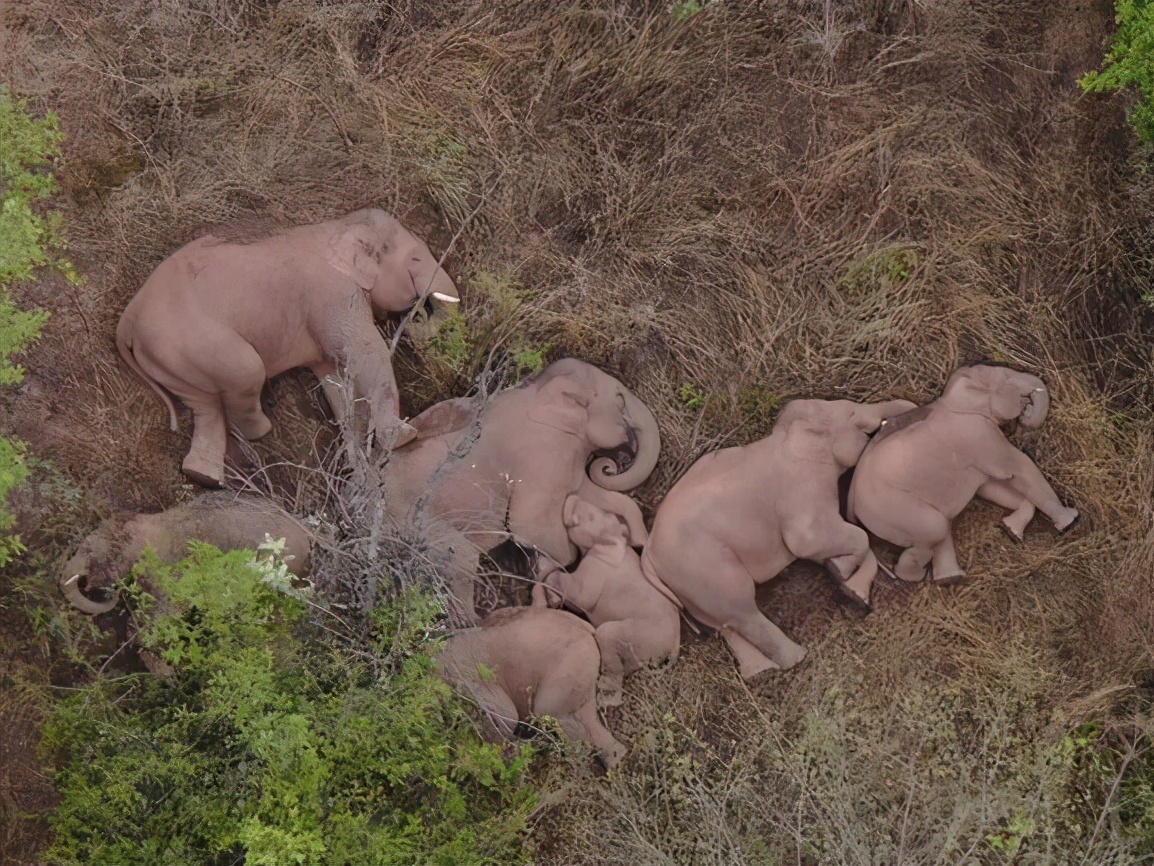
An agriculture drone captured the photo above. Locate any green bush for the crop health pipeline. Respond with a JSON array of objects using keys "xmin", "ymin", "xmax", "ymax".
[
  {"xmin": 1081, "ymin": 1, "xmax": 1154, "ymax": 143},
  {"xmin": 0, "ymin": 86, "xmax": 61, "ymax": 566},
  {"xmin": 41, "ymin": 544, "xmax": 535, "ymax": 866}
]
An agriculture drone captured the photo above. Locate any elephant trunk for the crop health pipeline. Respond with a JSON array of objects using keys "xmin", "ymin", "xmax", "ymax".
[
  {"xmin": 60, "ymin": 561, "xmax": 120, "ymax": 615},
  {"xmin": 1017, "ymin": 375, "xmax": 1050, "ymax": 428},
  {"xmin": 588, "ymin": 388, "xmax": 661, "ymax": 492}
]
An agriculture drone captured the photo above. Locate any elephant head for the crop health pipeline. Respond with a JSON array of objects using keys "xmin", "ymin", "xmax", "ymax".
[
  {"xmin": 941, "ymin": 365, "xmax": 1050, "ymax": 428},
  {"xmin": 329, "ymin": 208, "xmax": 460, "ymax": 315},
  {"xmin": 778, "ymin": 398, "xmax": 918, "ymax": 469},
  {"xmin": 60, "ymin": 529, "xmax": 122, "ymax": 615},
  {"xmin": 528, "ymin": 358, "xmax": 661, "ymax": 491}
]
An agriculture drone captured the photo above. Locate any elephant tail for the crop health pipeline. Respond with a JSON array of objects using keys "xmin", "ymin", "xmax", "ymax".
[
  {"xmin": 117, "ymin": 323, "xmax": 179, "ymax": 431},
  {"xmin": 639, "ymin": 548, "xmax": 684, "ymax": 611}
]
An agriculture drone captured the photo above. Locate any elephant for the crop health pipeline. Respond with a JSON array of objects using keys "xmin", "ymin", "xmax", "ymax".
[
  {"xmin": 846, "ymin": 364, "xmax": 1079, "ymax": 585},
  {"xmin": 640, "ymin": 397, "xmax": 916, "ymax": 680},
  {"xmin": 117, "ymin": 207, "xmax": 459, "ymax": 487},
  {"xmin": 532, "ymin": 495, "xmax": 681, "ymax": 708},
  {"xmin": 60, "ymin": 493, "xmax": 312, "ymax": 616},
  {"xmin": 386, "ymin": 358, "xmax": 661, "ymax": 624},
  {"xmin": 436, "ymin": 605, "xmax": 627, "ymax": 768}
]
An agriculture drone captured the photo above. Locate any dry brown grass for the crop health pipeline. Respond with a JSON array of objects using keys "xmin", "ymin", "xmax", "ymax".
[{"xmin": 1, "ymin": 0, "xmax": 1153, "ymax": 862}]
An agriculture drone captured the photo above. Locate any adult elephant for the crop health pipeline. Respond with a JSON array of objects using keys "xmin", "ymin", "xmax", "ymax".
[
  {"xmin": 847, "ymin": 364, "xmax": 1079, "ymax": 585},
  {"xmin": 387, "ymin": 358, "xmax": 660, "ymax": 623},
  {"xmin": 640, "ymin": 398, "xmax": 915, "ymax": 680},
  {"xmin": 117, "ymin": 208, "xmax": 459, "ymax": 487}
]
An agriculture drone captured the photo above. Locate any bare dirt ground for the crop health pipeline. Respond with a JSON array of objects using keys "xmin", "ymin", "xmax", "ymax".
[{"xmin": 2, "ymin": 0, "xmax": 1153, "ymax": 863}]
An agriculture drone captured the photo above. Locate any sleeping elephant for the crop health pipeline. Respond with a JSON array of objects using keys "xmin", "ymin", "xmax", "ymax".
[
  {"xmin": 60, "ymin": 493, "xmax": 312, "ymax": 615},
  {"xmin": 640, "ymin": 397, "xmax": 915, "ymax": 680},
  {"xmin": 117, "ymin": 207, "xmax": 459, "ymax": 487},
  {"xmin": 387, "ymin": 358, "xmax": 661, "ymax": 624},
  {"xmin": 437, "ymin": 606, "xmax": 627, "ymax": 768},
  {"xmin": 847, "ymin": 364, "xmax": 1079, "ymax": 585},
  {"xmin": 533, "ymin": 495, "xmax": 681, "ymax": 708}
]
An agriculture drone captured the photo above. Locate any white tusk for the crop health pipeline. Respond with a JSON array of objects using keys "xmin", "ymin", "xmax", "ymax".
[
  {"xmin": 431, "ymin": 292, "xmax": 461, "ymax": 303},
  {"xmin": 65, "ymin": 574, "xmax": 82, "ymax": 586}
]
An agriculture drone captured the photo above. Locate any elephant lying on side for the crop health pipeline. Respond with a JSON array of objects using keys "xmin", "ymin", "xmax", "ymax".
[
  {"xmin": 847, "ymin": 364, "xmax": 1079, "ymax": 584},
  {"xmin": 61, "ymin": 493, "xmax": 312, "ymax": 615},
  {"xmin": 437, "ymin": 606, "xmax": 627, "ymax": 768},
  {"xmin": 118, "ymin": 208, "xmax": 459, "ymax": 487},
  {"xmin": 387, "ymin": 358, "xmax": 661, "ymax": 624},
  {"xmin": 641, "ymin": 398, "xmax": 915, "ymax": 680},
  {"xmin": 533, "ymin": 495, "xmax": 681, "ymax": 708}
]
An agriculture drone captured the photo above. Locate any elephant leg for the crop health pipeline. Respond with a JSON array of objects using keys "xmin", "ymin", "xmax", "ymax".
[
  {"xmin": 197, "ymin": 337, "xmax": 271, "ymax": 441},
  {"xmin": 721, "ymin": 629, "xmax": 781, "ymax": 680},
  {"xmin": 784, "ymin": 515, "xmax": 875, "ymax": 607},
  {"xmin": 593, "ymin": 621, "xmax": 634, "ymax": 708},
  {"xmin": 894, "ymin": 546, "xmax": 933, "ymax": 583},
  {"xmin": 1004, "ymin": 450, "xmax": 1079, "ymax": 532},
  {"xmin": 311, "ymin": 361, "xmax": 348, "ymax": 422},
  {"xmin": 182, "ymin": 396, "xmax": 229, "ymax": 487},
  {"xmin": 930, "ymin": 532, "xmax": 965, "ymax": 585},
  {"xmin": 558, "ymin": 702, "xmax": 627, "ymax": 769},
  {"xmin": 724, "ymin": 607, "xmax": 807, "ymax": 678},
  {"xmin": 222, "ymin": 383, "xmax": 271, "ymax": 441},
  {"xmin": 469, "ymin": 681, "xmax": 520, "ymax": 741},
  {"xmin": 977, "ymin": 479, "xmax": 1035, "ymax": 541}
]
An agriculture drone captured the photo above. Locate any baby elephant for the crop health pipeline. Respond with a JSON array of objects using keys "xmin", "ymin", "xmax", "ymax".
[
  {"xmin": 533, "ymin": 495, "xmax": 681, "ymax": 707},
  {"xmin": 847, "ymin": 364, "xmax": 1079, "ymax": 584},
  {"xmin": 437, "ymin": 606, "xmax": 627, "ymax": 769},
  {"xmin": 641, "ymin": 398, "xmax": 915, "ymax": 680},
  {"xmin": 61, "ymin": 493, "xmax": 312, "ymax": 615},
  {"xmin": 118, "ymin": 207, "xmax": 459, "ymax": 487}
]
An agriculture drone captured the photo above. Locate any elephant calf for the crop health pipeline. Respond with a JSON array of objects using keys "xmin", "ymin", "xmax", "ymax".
[
  {"xmin": 847, "ymin": 364, "xmax": 1079, "ymax": 584},
  {"xmin": 437, "ymin": 606, "xmax": 627, "ymax": 768},
  {"xmin": 641, "ymin": 397, "xmax": 916, "ymax": 680},
  {"xmin": 533, "ymin": 495, "xmax": 681, "ymax": 707},
  {"xmin": 61, "ymin": 493, "xmax": 312, "ymax": 615}
]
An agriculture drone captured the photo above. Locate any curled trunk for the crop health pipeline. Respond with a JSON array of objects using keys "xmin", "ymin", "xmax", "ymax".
[
  {"xmin": 1018, "ymin": 375, "xmax": 1050, "ymax": 428},
  {"xmin": 588, "ymin": 388, "xmax": 661, "ymax": 492},
  {"xmin": 60, "ymin": 572, "xmax": 119, "ymax": 615}
]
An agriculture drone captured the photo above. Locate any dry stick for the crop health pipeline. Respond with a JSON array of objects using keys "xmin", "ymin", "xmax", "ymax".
[{"xmin": 390, "ymin": 167, "xmax": 508, "ymax": 354}]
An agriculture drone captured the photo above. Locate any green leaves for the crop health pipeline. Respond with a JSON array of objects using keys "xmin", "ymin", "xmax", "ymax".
[
  {"xmin": 1081, "ymin": 1, "xmax": 1154, "ymax": 142},
  {"xmin": 43, "ymin": 548, "xmax": 534, "ymax": 865}
]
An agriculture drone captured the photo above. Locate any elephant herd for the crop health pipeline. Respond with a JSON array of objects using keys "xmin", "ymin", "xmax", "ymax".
[{"xmin": 63, "ymin": 209, "xmax": 1079, "ymax": 769}]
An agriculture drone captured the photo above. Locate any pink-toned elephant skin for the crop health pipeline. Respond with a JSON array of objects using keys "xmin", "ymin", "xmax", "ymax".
[
  {"xmin": 117, "ymin": 207, "xmax": 459, "ymax": 487},
  {"xmin": 847, "ymin": 364, "xmax": 1079, "ymax": 585},
  {"xmin": 640, "ymin": 398, "xmax": 916, "ymax": 681},
  {"xmin": 386, "ymin": 358, "xmax": 661, "ymax": 625},
  {"xmin": 60, "ymin": 493, "xmax": 312, "ymax": 616},
  {"xmin": 437, "ymin": 606, "xmax": 627, "ymax": 768},
  {"xmin": 533, "ymin": 495, "xmax": 681, "ymax": 707}
]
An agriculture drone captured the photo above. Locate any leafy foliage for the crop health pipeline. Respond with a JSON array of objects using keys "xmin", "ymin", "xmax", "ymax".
[
  {"xmin": 0, "ymin": 87, "xmax": 60, "ymax": 566},
  {"xmin": 1081, "ymin": 0, "xmax": 1154, "ymax": 142},
  {"xmin": 42, "ymin": 545, "xmax": 535, "ymax": 865}
]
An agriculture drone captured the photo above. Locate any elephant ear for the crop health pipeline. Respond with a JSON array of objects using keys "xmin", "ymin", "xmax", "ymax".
[
  {"xmin": 831, "ymin": 426, "xmax": 870, "ymax": 468},
  {"xmin": 527, "ymin": 379, "xmax": 589, "ymax": 435},
  {"xmin": 327, "ymin": 227, "xmax": 382, "ymax": 291}
]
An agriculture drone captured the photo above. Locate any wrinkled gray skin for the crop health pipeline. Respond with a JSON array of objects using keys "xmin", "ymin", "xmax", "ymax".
[
  {"xmin": 437, "ymin": 606, "xmax": 627, "ymax": 768},
  {"xmin": 532, "ymin": 495, "xmax": 681, "ymax": 708},
  {"xmin": 60, "ymin": 493, "xmax": 312, "ymax": 617},
  {"xmin": 387, "ymin": 358, "xmax": 661, "ymax": 625},
  {"xmin": 847, "ymin": 364, "xmax": 1079, "ymax": 585},
  {"xmin": 641, "ymin": 398, "xmax": 916, "ymax": 681},
  {"xmin": 117, "ymin": 207, "xmax": 459, "ymax": 487}
]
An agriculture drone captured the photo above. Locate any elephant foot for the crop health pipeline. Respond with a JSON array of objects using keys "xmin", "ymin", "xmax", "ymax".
[
  {"xmin": 1054, "ymin": 508, "xmax": 1081, "ymax": 534},
  {"xmin": 597, "ymin": 688, "xmax": 623, "ymax": 709},
  {"xmin": 999, "ymin": 518, "xmax": 1026, "ymax": 543},
  {"xmin": 893, "ymin": 552, "xmax": 931, "ymax": 584},
  {"xmin": 182, "ymin": 453, "xmax": 225, "ymax": 488},
  {"xmin": 931, "ymin": 569, "xmax": 966, "ymax": 587},
  {"xmin": 835, "ymin": 570, "xmax": 873, "ymax": 611},
  {"xmin": 234, "ymin": 414, "xmax": 273, "ymax": 441}
]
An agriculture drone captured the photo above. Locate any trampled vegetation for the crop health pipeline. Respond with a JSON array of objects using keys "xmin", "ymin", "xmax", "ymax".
[{"xmin": 1, "ymin": 1, "xmax": 1153, "ymax": 864}]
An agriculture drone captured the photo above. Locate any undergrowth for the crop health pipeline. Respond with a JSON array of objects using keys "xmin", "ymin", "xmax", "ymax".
[{"xmin": 41, "ymin": 544, "xmax": 534, "ymax": 866}]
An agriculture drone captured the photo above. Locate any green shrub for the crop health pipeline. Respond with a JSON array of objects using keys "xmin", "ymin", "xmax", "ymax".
[
  {"xmin": 42, "ymin": 544, "xmax": 535, "ymax": 866},
  {"xmin": 0, "ymin": 86, "xmax": 63, "ymax": 566},
  {"xmin": 1080, "ymin": 1, "xmax": 1154, "ymax": 143}
]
